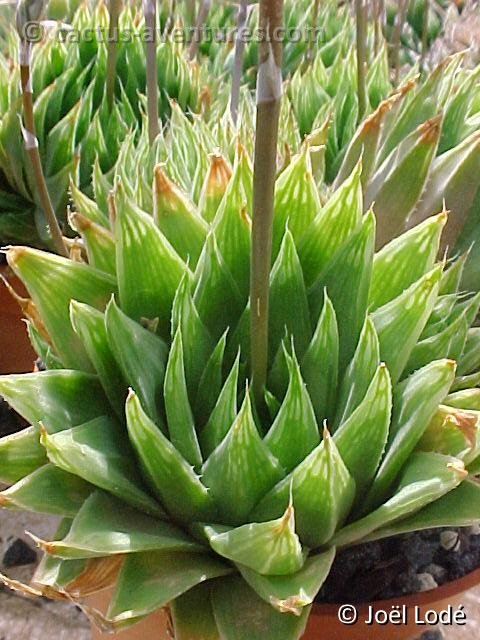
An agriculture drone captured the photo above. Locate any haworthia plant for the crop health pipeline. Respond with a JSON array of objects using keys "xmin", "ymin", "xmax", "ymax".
[
  {"xmin": 0, "ymin": 1, "xmax": 480, "ymax": 639},
  {"xmin": 2, "ymin": 135, "xmax": 480, "ymax": 638}
]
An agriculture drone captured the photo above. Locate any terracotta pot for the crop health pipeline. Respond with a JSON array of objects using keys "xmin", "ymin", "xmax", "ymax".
[
  {"xmin": 90, "ymin": 567, "xmax": 480, "ymax": 640},
  {"xmin": 306, "ymin": 566, "xmax": 480, "ymax": 639},
  {"xmin": 89, "ymin": 589, "xmax": 172, "ymax": 640},
  {"xmin": 0, "ymin": 264, "xmax": 36, "ymax": 375}
]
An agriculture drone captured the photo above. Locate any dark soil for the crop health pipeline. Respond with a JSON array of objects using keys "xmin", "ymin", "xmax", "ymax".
[
  {"xmin": 317, "ymin": 527, "xmax": 480, "ymax": 604},
  {"xmin": 0, "ymin": 397, "xmax": 26, "ymax": 437}
]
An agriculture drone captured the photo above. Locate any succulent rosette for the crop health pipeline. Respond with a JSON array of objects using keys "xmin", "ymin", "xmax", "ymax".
[
  {"xmin": 0, "ymin": 1, "xmax": 208, "ymax": 246},
  {"xmin": 1, "ymin": 130, "xmax": 480, "ymax": 637}
]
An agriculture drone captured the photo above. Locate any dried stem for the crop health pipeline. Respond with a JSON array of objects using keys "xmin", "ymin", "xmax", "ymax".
[
  {"xmin": 230, "ymin": 0, "xmax": 248, "ymax": 125},
  {"xmin": 187, "ymin": 0, "xmax": 211, "ymax": 60},
  {"xmin": 185, "ymin": 0, "xmax": 196, "ymax": 28},
  {"xmin": 355, "ymin": 0, "xmax": 367, "ymax": 123},
  {"xmin": 420, "ymin": 0, "xmax": 429, "ymax": 70},
  {"xmin": 106, "ymin": 0, "xmax": 122, "ymax": 110},
  {"xmin": 165, "ymin": 0, "xmax": 177, "ymax": 35},
  {"xmin": 144, "ymin": 0, "xmax": 160, "ymax": 144},
  {"xmin": 19, "ymin": 41, "xmax": 67, "ymax": 257},
  {"xmin": 308, "ymin": 0, "xmax": 320, "ymax": 61},
  {"xmin": 373, "ymin": 0, "xmax": 384, "ymax": 56},
  {"xmin": 250, "ymin": 0, "xmax": 284, "ymax": 405},
  {"xmin": 392, "ymin": 0, "xmax": 408, "ymax": 85}
]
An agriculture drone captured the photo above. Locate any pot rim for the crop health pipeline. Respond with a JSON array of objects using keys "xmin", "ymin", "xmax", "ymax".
[{"xmin": 313, "ymin": 566, "xmax": 480, "ymax": 616}]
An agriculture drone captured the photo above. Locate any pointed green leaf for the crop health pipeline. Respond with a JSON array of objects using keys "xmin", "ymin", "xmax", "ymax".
[
  {"xmin": 212, "ymin": 161, "xmax": 252, "ymax": 299},
  {"xmin": 371, "ymin": 265, "xmax": 442, "ymax": 382},
  {"xmin": 238, "ymin": 548, "xmax": 336, "ymax": 615},
  {"xmin": 446, "ymin": 389, "xmax": 480, "ymax": 411},
  {"xmin": 334, "ymin": 316, "xmax": 380, "ymax": 428},
  {"xmin": 273, "ymin": 147, "xmax": 321, "ymax": 259},
  {"xmin": 270, "ymin": 230, "xmax": 311, "ymax": 361},
  {"xmin": 368, "ymin": 116, "xmax": 441, "ymax": 248},
  {"xmin": 126, "ymin": 391, "xmax": 217, "ymax": 523},
  {"xmin": 310, "ymin": 211, "xmax": 376, "ymax": 374},
  {"xmin": 0, "ymin": 426, "xmax": 47, "ymax": 485},
  {"xmin": 366, "ymin": 359, "xmax": 456, "ymax": 508},
  {"xmin": 362, "ymin": 479, "xmax": 480, "ymax": 543},
  {"xmin": 378, "ymin": 60, "xmax": 447, "ymax": 161},
  {"xmin": 70, "ymin": 179, "xmax": 109, "ymax": 227},
  {"xmin": 198, "ymin": 152, "xmax": 233, "ymax": 223},
  {"xmin": 165, "ymin": 330, "xmax": 202, "ymax": 468},
  {"xmin": 105, "ymin": 297, "xmax": 167, "ymax": 427},
  {"xmin": 405, "ymin": 311, "xmax": 469, "ymax": 376},
  {"xmin": 205, "ymin": 504, "xmax": 305, "ymax": 576},
  {"xmin": 115, "ymin": 194, "xmax": 185, "ymax": 337},
  {"xmin": 439, "ymin": 252, "xmax": 469, "ymax": 295},
  {"xmin": 369, "ymin": 212, "xmax": 446, "ymax": 311},
  {"xmin": 41, "ymin": 416, "xmax": 163, "ymax": 517},
  {"xmin": 202, "ymin": 392, "xmax": 284, "ymax": 525},
  {"xmin": 252, "ymin": 430, "xmax": 355, "ymax": 548},
  {"xmin": 195, "ymin": 332, "xmax": 227, "ymax": 426},
  {"xmin": 200, "ymin": 353, "xmax": 240, "ymax": 458},
  {"xmin": 335, "ymin": 94, "xmax": 399, "ymax": 189},
  {"xmin": 153, "ymin": 165, "xmax": 208, "ymax": 265},
  {"xmin": 265, "ymin": 351, "xmax": 319, "ymax": 472},
  {"xmin": 107, "ymin": 551, "xmax": 231, "ymax": 626},
  {"xmin": 32, "ymin": 491, "xmax": 200, "ymax": 559},
  {"xmin": 31, "ymin": 519, "xmax": 92, "ymax": 598},
  {"xmin": 451, "ymin": 372, "xmax": 480, "ymax": 393},
  {"xmin": 70, "ymin": 301, "xmax": 126, "ymax": 419},
  {"xmin": 211, "ymin": 576, "xmax": 310, "ymax": 640},
  {"xmin": 298, "ymin": 160, "xmax": 362, "ymax": 286},
  {"xmin": 439, "ymin": 68, "xmax": 480, "ymax": 153},
  {"xmin": 0, "ymin": 370, "xmax": 110, "ymax": 434},
  {"xmin": 334, "ymin": 452, "xmax": 466, "ymax": 547},
  {"xmin": 6, "ymin": 247, "xmax": 116, "ymax": 371},
  {"xmin": 408, "ymin": 131, "xmax": 480, "ymax": 252},
  {"xmin": 69, "ymin": 212, "xmax": 116, "ymax": 276},
  {"xmin": 172, "ymin": 272, "xmax": 215, "ymax": 394},
  {"xmin": 193, "ymin": 233, "xmax": 244, "ymax": 339},
  {"xmin": 0, "ymin": 464, "xmax": 92, "ymax": 517},
  {"xmin": 334, "ymin": 364, "xmax": 392, "ymax": 495}
]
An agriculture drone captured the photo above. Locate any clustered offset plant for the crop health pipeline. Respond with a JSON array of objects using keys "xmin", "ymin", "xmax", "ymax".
[
  {"xmin": 3, "ymin": 0, "xmax": 479, "ymax": 257},
  {"xmin": 0, "ymin": 1, "xmax": 209, "ymax": 246},
  {"xmin": 90, "ymin": 49, "xmax": 480, "ymax": 293},
  {"xmin": 2, "ymin": 86, "xmax": 480, "ymax": 640}
]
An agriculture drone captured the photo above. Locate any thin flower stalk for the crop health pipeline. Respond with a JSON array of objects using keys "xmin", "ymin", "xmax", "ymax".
[
  {"xmin": 250, "ymin": 0, "xmax": 284, "ymax": 404},
  {"xmin": 144, "ymin": 0, "xmax": 160, "ymax": 144},
  {"xmin": 16, "ymin": 1, "xmax": 67, "ymax": 257},
  {"xmin": 420, "ymin": 0, "xmax": 429, "ymax": 70},
  {"xmin": 187, "ymin": 0, "xmax": 211, "ymax": 60},
  {"xmin": 230, "ymin": 0, "xmax": 249, "ymax": 125},
  {"xmin": 392, "ymin": 0, "xmax": 408, "ymax": 84},
  {"xmin": 106, "ymin": 0, "xmax": 122, "ymax": 110},
  {"xmin": 355, "ymin": 0, "xmax": 367, "ymax": 123}
]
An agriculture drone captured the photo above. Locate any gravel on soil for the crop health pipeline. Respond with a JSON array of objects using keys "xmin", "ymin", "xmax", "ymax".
[{"xmin": 317, "ymin": 527, "xmax": 480, "ymax": 604}]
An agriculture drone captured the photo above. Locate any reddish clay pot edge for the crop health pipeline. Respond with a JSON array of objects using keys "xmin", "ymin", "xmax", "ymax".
[
  {"xmin": 307, "ymin": 566, "xmax": 480, "ymax": 640},
  {"xmin": 0, "ymin": 265, "xmax": 36, "ymax": 374},
  {"xmin": 91, "ymin": 568, "xmax": 480, "ymax": 640}
]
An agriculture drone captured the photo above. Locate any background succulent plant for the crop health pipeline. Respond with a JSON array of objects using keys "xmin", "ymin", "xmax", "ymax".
[
  {"xmin": 1, "ymin": 131, "xmax": 480, "ymax": 636},
  {"xmin": 1, "ymin": 3, "xmax": 480, "ymax": 635},
  {"xmin": 0, "ymin": 1, "xmax": 209, "ymax": 246},
  {"xmin": 89, "ymin": 48, "xmax": 480, "ymax": 294}
]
